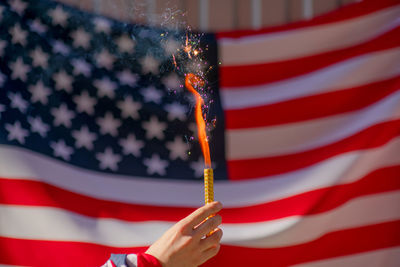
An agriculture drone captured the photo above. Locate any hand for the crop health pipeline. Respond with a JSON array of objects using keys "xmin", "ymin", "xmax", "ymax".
[{"xmin": 145, "ymin": 201, "xmax": 223, "ymax": 267}]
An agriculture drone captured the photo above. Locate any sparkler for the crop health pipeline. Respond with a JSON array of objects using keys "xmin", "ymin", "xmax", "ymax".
[
  {"xmin": 169, "ymin": 29, "xmax": 215, "ymax": 210},
  {"xmin": 185, "ymin": 73, "xmax": 214, "ymax": 205}
]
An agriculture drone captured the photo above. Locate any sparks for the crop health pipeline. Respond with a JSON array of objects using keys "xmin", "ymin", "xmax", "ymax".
[
  {"xmin": 184, "ymin": 34, "xmax": 192, "ymax": 59},
  {"xmin": 172, "ymin": 54, "xmax": 177, "ymax": 68}
]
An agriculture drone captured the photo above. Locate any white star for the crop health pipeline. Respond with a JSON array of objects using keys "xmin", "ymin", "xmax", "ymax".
[
  {"xmin": 190, "ymin": 158, "xmax": 205, "ymax": 178},
  {"xmin": 50, "ymin": 140, "xmax": 73, "ymax": 161},
  {"xmin": 165, "ymin": 102, "xmax": 187, "ymax": 121},
  {"xmin": 0, "ymin": 71, "xmax": 6, "ymax": 86},
  {"xmin": 163, "ymin": 38, "xmax": 180, "ymax": 56},
  {"xmin": 30, "ymin": 47, "xmax": 49, "ymax": 68},
  {"xmin": 116, "ymin": 35, "xmax": 135, "ymax": 53},
  {"xmin": 8, "ymin": 92, "xmax": 28, "ymax": 113},
  {"xmin": 119, "ymin": 134, "xmax": 144, "ymax": 157},
  {"xmin": 9, "ymin": 24, "xmax": 27, "ymax": 46},
  {"xmin": 53, "ymin": 40, "xmax": 70, "ymax": 55},
  {"xmin": 162, "ymin": 73, "xmax": 182, "ymax": 92},
  {"xmin": 96, "ymin": 147, "xmax": 121, "ymax": 171},
  {"xmin": 53, "ymin": 70, "xmax": 73, "ymax": 93},
  {"xmin": 0, "ymin": 104, "xmax": 5, "ymax": 119},
  {"xmin": 142, "ymin": 116, "xmax": 166, "ymax": 140},
  {"xmin": 96, "ymin": 112, "xmax": 121, "ymax": 137},
  {"xmin": 140, "ymin": 55, "xmax": 160, "ymax": 75},
  {"xmin": 72, "ymin": 126, "xmax": 97, "ymax": 150},
  {"xmin": 28, "ymin": 116, "xmax": 49, "ymax": 137},
  {"xmin": 70, "ymin": 28, "xmax": 91, "ymax": 49},
  {"xmin": 143, "ymin": 154, "xmax": 168, "ymax": 176},
  {"xmin": 0, "ymin": 40, "xmax": 7, "ymax": 57},
  {"xmin": 96, "ymin": 49, "xmax": 115, "ymax": 70},
  {"xmin": 29, "ymin": 80, "xmax": 51, "ymax": 105},
  {"xmin": 166, "ymin": 136, "xmax": 189, "ymax": 160},
  {"xmin": 10, "ymin": 0, "xmax": 27, "ymax": 15},
  {"xmin": 5, "ymin": 121, "xmax": 29, "ymax": 144},
  {"xmin": 93, "ymin": 17, "xmax": 112, "ymax": 33},
  {"xmin": 140, "ymin": 86, "xmax": 163, "ymax": 104},
  {"xmin": 29, "ymin": 19, "xmax": 47, "ymax": 35},
  {"xmin": 71, "ymin": 59, "xmax": 92, "ymax": 77},
  {"xmin": 117, "ymin": 70, "xmax": 138, "ymax": 87},
  {"xmin": 117, "ymin": 96, "xmax": 141, "ymax": 119},
  {"xmin": 51, "ymin": 104, "xmax": 75, "ymax": 127},
  {"xmin": 10, "ymin": 57, "xmax": 30, "ymax": 81},
  {"xmin": 94, "ymin": 77, "xmax": 117, "ymax": 98},
  {"xmin": 49, "ymin": 6, "xmax": 69, "ymax": 27},
  {"xmin": 73, "ymin": 91, "xmax": 96, "ymax": 115}
]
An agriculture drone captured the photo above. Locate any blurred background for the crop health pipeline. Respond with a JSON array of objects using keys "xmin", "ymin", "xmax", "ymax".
[{"xmin": 56, "ymin": 0, "xmax": 360, "ymax": 30}]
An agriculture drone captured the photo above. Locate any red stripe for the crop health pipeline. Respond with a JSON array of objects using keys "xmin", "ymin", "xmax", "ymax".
[
  {"xmin": 225, "ymin": 77, "xmax": 400, "ymax": 129},
  {"xmin": 0, "ymin": 237, "xmax": 147, "ymax": 267},
  {"xmin": 228, "ymin": 120, "xmax": 400, "ymax": 180},
  {"xmin": 0, "ymin": 165, "xmax": 399, "ymax": 223},
  {"xmin": 205, "ymin": 221, "xmax": 400, "ymax": 267},
  {"xmin": 1, "ymin": 221, "xmax": 399, "ymax": 267},
  {"xmin": 216, "ymin": 0, "xmax": 399, "ymax": 39},
  {"xmin": 222, "ymin": 166, "xmax": 400, "ymax": 222},
  {"xmin": 0, "ymin": 177, "xmax": 195, "ymax": 223},
  {"xmin": 220, "ymin": 27, "xmax": 400, "ymax": 87}
]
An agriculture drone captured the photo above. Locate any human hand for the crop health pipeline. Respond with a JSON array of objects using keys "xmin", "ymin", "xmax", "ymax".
[{"xmin": 145, "ymin": 201, "xmax": 223, "ymax": 267}]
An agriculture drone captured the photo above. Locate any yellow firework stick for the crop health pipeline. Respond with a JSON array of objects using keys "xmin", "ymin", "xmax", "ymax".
[
  {"xmin": 204, "ymin": 168, "xmax": 216, "ymax": 237},
  {"xmin": 204, "ymin": 168, "xmax": 214, "ymax": 204}
]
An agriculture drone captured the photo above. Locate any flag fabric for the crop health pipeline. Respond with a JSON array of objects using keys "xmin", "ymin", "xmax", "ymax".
[{"xmin": 1, "ymin": 0, "xmax": 400, "ymax": 266}]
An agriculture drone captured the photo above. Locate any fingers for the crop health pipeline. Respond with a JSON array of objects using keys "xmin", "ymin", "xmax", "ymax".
[
  {"xmin": 200, "ymin": 228, "xmax": 223, "ymax": 251},
  {"xmin": 182, "ymin": 201, "xmax": 222, "ymax": 230},
  {"xmin": 193, "ymin": 214, "xmax": 222, "ymax": 238}
]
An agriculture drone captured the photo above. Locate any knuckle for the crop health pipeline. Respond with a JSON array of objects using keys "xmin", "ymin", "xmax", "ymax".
[
  {"xmin": 213, "ymin": 231, "xmax": 223, "ymax": 243},
  {"xmin": 182, "ymin": 235, "xmax": 194, "ymax": 247},
  {"xmin": 178, "ymin": 223, "xmax": 192, "ymax": 236},
  {"xmin": 214, "ymin": 215, "xmax": 222, "ymax": 225},
  {"xmin": 210, "ymin": 215, "xmax": 222, "ymax": 228},
  {"xmin": 218, "ymin": 228, "xmax": 223, "ymax": 238}
]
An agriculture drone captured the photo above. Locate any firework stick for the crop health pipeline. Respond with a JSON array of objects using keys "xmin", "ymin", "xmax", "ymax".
[
  {"xmin": 185, "ymin": 74, "xmax": 217, "ymax": 236},
  {"xmin": 204, "ymin": 168, "xmax": 216, "ymax": 237},
  {"xmin": 204, "ymin": 168, "xmax": 214, "ymax": 204}
]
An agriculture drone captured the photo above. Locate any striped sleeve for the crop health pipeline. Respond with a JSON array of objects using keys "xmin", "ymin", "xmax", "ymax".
[{"xmin": 101, "ymin": 253, "xmax": 161, "ymax": 267}]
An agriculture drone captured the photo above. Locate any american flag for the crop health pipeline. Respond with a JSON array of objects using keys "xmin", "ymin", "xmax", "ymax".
[{"xmin": 1, "ymin": 0, "xmax": 399, "ymax": 266}]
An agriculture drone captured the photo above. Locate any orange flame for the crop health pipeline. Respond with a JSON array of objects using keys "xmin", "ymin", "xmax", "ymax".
[{"xmin": 185, "ymin": 73, "xmax": 211, "ymax": 168}]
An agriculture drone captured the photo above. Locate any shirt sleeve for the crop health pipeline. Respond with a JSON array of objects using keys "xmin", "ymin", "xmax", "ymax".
[{"xmin": 102, "ymin": 253, "xmax": 162, "ymax": 267}]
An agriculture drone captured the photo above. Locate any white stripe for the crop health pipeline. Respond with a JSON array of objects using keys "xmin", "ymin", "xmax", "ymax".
[
  {"xmin": 292, "ymin": 247, "xmax": 400, "ymax": 267},
  {"xmin": 0, "ymin": 191, "xmax": 398, "ymax": 247},
  {"xmin": 1, "ymin": 136, "xmax": 400, "ymax": 208},
  {"xmin": 0, "ymin": 204, "xmax": 170, "ymax": 247},
  {"xmin": 227, "ymin": 89, "xmax": 400, "ymax": 159},
  {"xmin": 221, "ymin": 191, "xmax": 400, "ymax": 247},
  {"xmin": 219, "ymin": 5, "xmax": 400, "ymax": 65},
  {"xmin": 221, "ymin": 47, "xmax": 400, "ymax": 109}
]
